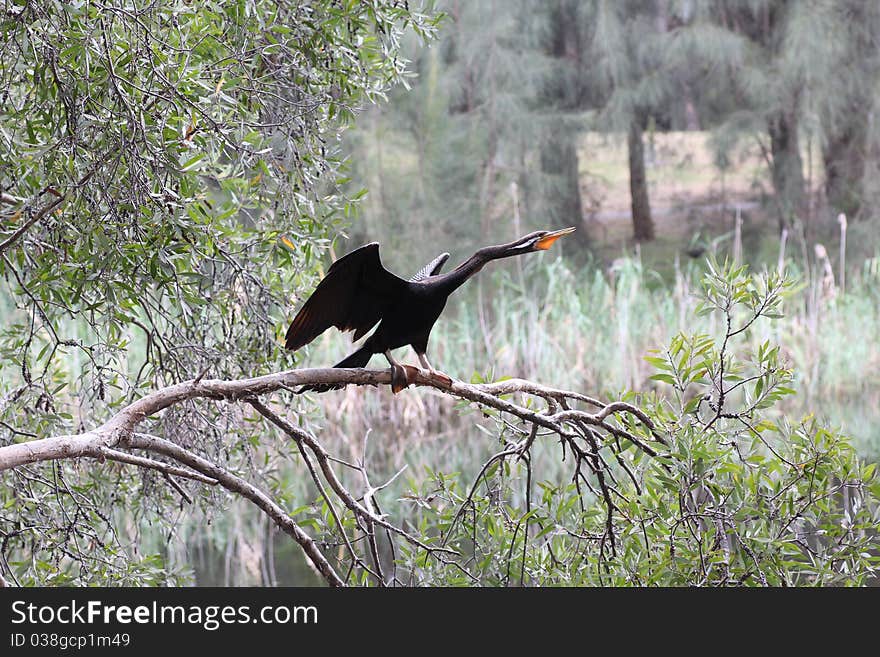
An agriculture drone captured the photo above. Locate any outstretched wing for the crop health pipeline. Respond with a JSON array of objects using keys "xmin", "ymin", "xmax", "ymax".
[
  {"xmin": 285, "ymin": 243, "xmax": 408, "ymax": 351},
  {"xmin": 409, "ymin": 252, "xmax": 450, "ymax": 282}
]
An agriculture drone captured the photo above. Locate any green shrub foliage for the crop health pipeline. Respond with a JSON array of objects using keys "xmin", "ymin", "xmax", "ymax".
[{"xmin": 396, "ymin": 261, "xmax": 880, "ymax": 586}]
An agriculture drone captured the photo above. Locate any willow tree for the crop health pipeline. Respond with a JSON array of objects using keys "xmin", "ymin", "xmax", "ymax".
[{"xmin": 0, "ymin": 0, "xmax": 438, "ymax": 585}]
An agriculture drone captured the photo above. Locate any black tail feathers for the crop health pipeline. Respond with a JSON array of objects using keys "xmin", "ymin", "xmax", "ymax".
[
  {"xmin": 296, "ymin": 346, "xmax": 373, "ymax": 393},
  {"xmin": 334, "ymin": 346, "xmax": 373, "ymax": 369}
]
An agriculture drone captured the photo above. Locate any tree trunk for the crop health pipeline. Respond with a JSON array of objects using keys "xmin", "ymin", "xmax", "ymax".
[
  {"xmin": 822, "ymin": 107, "xmax": 868, "ymax": 219},
  {"xmin": 683, "ymin": 83, "xmax": 701, "ymax": 131},
  {"xmin": 768, "ymin": 111, "xmax": 806, "ymax": 226},
  {"xmin": 534, "ymin": 0, "xmax": 589, "ymax": 248},
  {"xmin": 478, "ymin": 0, "xmax": 498, "ymax": 240},
  {"xmin": 539, "ymin": 124, "xmax": 585, "ymax": 240},
  {"xmin": 820, "ymin": 0, "xmax": 876, "ymax": 220},
  {"xmin": 628, "ymin": 118, "xmax": 655, "ymax": 242},
  {"xmin": 823, "ymin": 128, "xmax": 865, "ymax": 218}
]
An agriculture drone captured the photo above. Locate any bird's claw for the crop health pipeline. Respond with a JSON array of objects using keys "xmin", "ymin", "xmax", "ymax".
[
  {"xmin": 390, "ymin": 365, "xmax": 453, "ymax": 393},
  {"xmin": 425, "ymin": 369, "xmax": 452, "ymax": 387},
  {"xmin": 390, "ymin": 363, "xmax": 409, "ymax": 394}
]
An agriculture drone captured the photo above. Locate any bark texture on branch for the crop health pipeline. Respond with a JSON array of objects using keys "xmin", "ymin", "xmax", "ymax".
[
  {"xmin": 0, "ymin": 366, "xmax": 664, "ymax": 586},
  {"xmin": 0, "ymin": 367, "xmax": 664, "ymax": 472}
]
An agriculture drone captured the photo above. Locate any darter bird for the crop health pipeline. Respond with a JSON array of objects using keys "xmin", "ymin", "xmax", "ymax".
[{"xmin": 285, "ymin": 227, "xmax": 576, "ymax": 393}]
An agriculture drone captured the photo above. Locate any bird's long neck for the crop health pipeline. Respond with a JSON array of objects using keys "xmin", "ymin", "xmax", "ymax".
[{"xmin": 431, "ymin": 244, "xmax": 517, "ymax": 296}]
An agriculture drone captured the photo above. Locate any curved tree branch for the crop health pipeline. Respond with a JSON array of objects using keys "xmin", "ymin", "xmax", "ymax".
[
  {"xmin": 0, "ymin": 366, "xmax": 666, "ymax": 587},
  {"xmin": 0, "ymin": 367, "xmax": 666, "ymax": 472}
]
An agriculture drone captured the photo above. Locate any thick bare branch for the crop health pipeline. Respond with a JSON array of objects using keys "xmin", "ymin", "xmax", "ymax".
[
  {"xmin": 0, "ymin": 368, "xmax": 384, "ymax": 472},
  {"xmin": 0, "ymin": 366, "xmax": 661, "ymax": 470},
  {"xmin": 0, "ymin": 366, "xmax": 660, "ymax": 587}
]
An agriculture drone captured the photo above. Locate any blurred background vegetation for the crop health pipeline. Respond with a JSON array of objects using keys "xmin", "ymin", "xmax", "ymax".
[
  {"xmin": 328, "ymin": 0, "xmax": 880, "ymax": 458},
  {"xmin": 3, "ymin": 0, "xmax": 880, "ymax": 585},
  {"xmin": 296, "ymin": 0, "xmax": 880, "ymax": 584}
]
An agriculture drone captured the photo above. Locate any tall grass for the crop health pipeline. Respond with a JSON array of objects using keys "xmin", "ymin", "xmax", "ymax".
[{"xmin": 304, "ymin": 252, "xmax": 880, "ymax": 461}]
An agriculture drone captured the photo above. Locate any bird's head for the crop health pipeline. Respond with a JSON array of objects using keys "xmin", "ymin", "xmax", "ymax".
[{"xmin": 505, "ymin": 227, "xmax": 577, "ymax": 254}]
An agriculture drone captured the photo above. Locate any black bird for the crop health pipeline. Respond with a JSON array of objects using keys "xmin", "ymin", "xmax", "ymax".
[{"xmin": 285, "ymin": 227, "xmax": 576, "ymax": 393}]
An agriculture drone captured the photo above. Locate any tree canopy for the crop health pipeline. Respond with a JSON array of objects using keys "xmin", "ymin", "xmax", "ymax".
[{"xmin": 1, "ymin": 2, "xmax": 443, "ymax": 442}]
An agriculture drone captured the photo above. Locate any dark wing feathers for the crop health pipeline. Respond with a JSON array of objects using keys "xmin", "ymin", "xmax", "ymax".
[
  {"xmin": 285, "ymin": 243, "xmax": 407, "ymax": 351},
  {"xmin": 409, "ymin": 252, "xmax": 450, "ymax": 282}
]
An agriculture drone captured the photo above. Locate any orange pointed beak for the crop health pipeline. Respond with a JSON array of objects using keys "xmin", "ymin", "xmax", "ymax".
[{"xmin": 535, "ymin": 226, "xmax": 576, "ymax": 250}]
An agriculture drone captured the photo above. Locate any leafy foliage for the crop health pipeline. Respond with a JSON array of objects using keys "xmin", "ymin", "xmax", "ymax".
[
  {"xmin": 0, "ymin": 0, "xmax": 439, "ymax": 585},
  {"xmin": 390, "ymin": 262, "xmax": 879, "ymax": 585}
]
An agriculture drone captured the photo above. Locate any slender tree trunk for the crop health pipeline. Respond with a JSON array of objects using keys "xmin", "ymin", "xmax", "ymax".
[
  {"xmin": 768, "ymin": 111, "xmax": 806, "ymax": 227},
  {"xmin": 683, "ymin": 84, "xmax": 701, "ymax": 131},
  {"xmin": 628, "ymin": 118, "xmax": 655, "ymax": 242},
  {"xmin": 478, "ymin": 0, "xmax": 497, "ymax": 239},
  {"xmin": 535, "ymin": 0, "xmax": 589, "ymax": 248},
  {"xmin": 823, "ymin": 115, "xmax": 868, "ymax": 218},
  {"xmin": 540, "ymin": 124, "xmax": 585, "ymax": 238},
  {"xmin": 820, "ymin": 0, "xmax": 876, "ymax": 220}
]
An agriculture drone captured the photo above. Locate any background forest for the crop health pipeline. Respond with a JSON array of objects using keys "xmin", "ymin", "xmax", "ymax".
[
  {"xmin": 1, "ymin": 0, "xmax": 879, "ymax": 586},
  {"xmin": 338, "ymin": 0, "xmax": 880, "ymax": 456}
]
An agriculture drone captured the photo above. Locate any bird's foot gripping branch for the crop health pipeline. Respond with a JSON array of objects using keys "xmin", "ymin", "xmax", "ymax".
[{"xmin": 398, "ymin": 364, "xmax": 453, "ymax": 392}]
